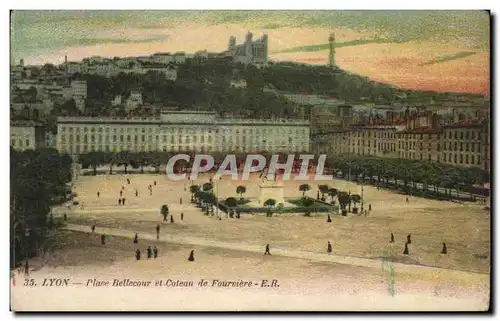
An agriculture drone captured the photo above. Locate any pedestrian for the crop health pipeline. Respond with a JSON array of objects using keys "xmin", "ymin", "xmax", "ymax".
[
  {"xmin": 133, "ymin": 233, "xmax": 138, "ymax": 244},
  {"xmin": 135, "ymin": 249, "xmax": 141, "ymax": 260},
  {"xmin": 127, "ymin": 178, "xmax": 130, "ymax": 184},
  {"xmin": 120, "ymin": 190, "xmax": 123, "ymax": 197},
  {"xmin": 406, "ymin": 197, "xmax": 409, "ymax": 203},
  {"xmin": 264, "ymin": 244, "xmax": 271, "ymax": 255},
  {"xmin": 180, "ymin": 197, "xmax": 183, "ymax": 205},
  {"xmin": 441, "ymin": 242, "xmax": 447, "ymax": 254},
  {"xmin": 147, "ymin": 246, "xmax": 152, "ymax": 259},
  {"xmin": 101, "ymin": 234, "xmax": 106, "ymax": 245},
  {"xmin": 403, "ymin": 242, "xmax": 409, "ymax": 255},
  {"xmin": 97, "ymin": 191, "xmax": 100, "ymax": 198},
  {"xmin": 150, "ymin": 191, "xmax": 152, "ymax": 196},
  {"xmin": 118, "ymin": 198, "xmax": 122, "ymax": 206},
  {"xmin": 63, "ymin": 213, "xmax": 67, "ymax": 221},
  {"xmin": 156, "ymin": 224, "xmax": 160, "ymax": 239},
  {"xmin": 135, "ymin": 190, "xmax": 138, "ymax": 197},
  {"xmin": 154, "ymin": 181, "xmax": 156, "ymax": 186},
  {"xmin": 170, "ymin": 215, "xmax": 174, "ymax": 223},
  {"xmin": 149, "ymin": 185, "xmax": 152, "ymax": 189},
  {"xmin": 153, "ymin": 246, "xmax": 158, "ymax": 258},
  {"xmin": 407, "ymin": 234, "xmax": 412, "ymax": 244},
  {"xmin": 181, "ymin": 213, "xmax": 184, "ymax": 221},
  {"xmin": 327, "ymin": 214, "xmax": 332, "ymax": 223},
  {"xmin": 390, "ymin": 233, "xmax": 394, "ymax": 243},
  {"xmin": 327, "ymin": 241, "xmax": 332, "ymax": 253},
  {"xmin": 91, "ymin": 225, "xmax": 96, "ymax": 233},
  {"xmin": 122, "ymin": 186, "xmax": 124, "ymax": 190},
  {"xmin": 122, "ymin": 198, "xmax": 126, "ymax": 206},
  {"xmin": 368, "ymin": 204, "xmax": 372, "ymax": 211},
  {"xmin": 188, "ymin": 250, "xmax": 195, "ymax": 262}
]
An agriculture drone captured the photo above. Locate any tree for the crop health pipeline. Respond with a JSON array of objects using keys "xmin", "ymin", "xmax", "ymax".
[
  {"xmin": 10, "ymin": 148, "xmax": 72, "ymax": 268},
  {"xmin": 115, "ymin": 151, "xmax": 131, "ymax": 174},
  {"xmin": 203, "ymin": 182, "xmax": 213, "ymax": 193},
  {"xmin": 337, "ymin": 192, "xmax": 350, "ymax": 214},
  {"xmin": 264, "ymin": 198, "xmax": 277, "ymax": 217},
  {"xmin": 236, "ymin": 185, "xmax": 247, "ymax": 200},
  {"xmin": 189, "ymin": 184, "xmax": 200, "ymax": 202},
  {"xmin": 318, "ymin": 184, "xmax": 330, "ymax": 200},
  {"xmin": 328, "ymin": 188, "xmax": 338, "ymax": 204},
  {"xmin": 350, "ymin": 194, "xmax": 361, "ymax": 212},
  {"xmin": 299, "ymin": 184, "xmax": 311, "ymax": 197}
]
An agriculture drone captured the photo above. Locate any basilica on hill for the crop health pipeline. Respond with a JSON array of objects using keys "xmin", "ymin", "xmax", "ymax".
[{"xmin": 226, "ymin": 32, "xmax": 269, "ymax": 68}]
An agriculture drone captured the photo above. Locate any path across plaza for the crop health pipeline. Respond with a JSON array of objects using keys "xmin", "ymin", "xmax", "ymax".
[{"xmin": 62, "ymin": 223, "xmax": 487, "ymax": 278}]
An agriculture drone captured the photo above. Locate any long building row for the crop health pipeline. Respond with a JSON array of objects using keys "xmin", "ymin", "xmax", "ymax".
[{"xmin": 10, "ymin": 109, "xmax": 490, "ymax": 172}]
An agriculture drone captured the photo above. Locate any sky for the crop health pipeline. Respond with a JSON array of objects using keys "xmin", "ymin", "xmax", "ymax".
[{"xmin": 10, "ymin": 10, "xmax": 490, "ymax": 95}]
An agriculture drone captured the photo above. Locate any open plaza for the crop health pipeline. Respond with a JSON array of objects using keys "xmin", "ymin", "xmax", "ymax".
[{"xmin": 11, "ymin": 169, "xmax": 490, "ymax": 311}]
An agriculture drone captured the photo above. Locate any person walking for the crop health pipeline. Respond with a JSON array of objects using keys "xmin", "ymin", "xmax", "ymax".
[
  {"xmin": 135, "ymin": 249, "xmax": 141, "ymax": 260},
  {"xmin": 390, "ymin": 233, "xmax": 395, "ymax": 243},
  {"xmin": 403, "ymin": 242, "xmax": 409, "ymax": 255},
  {"xmin": 327, "ymin": 241, "xmax": 332, "ymax": 253},
  {"xmin": 156, "ymin": 224, "xmax": 160, "ymax": 239},
  {"xmin": 188, "ymin": 250, "xmax": 195, "ymax": 262},
  {"xmin": 91, "ymin": 225, "xmax": 96, "ymax": 233},
  {"xmin": 147, "ymin": 246, "xmax": 152, "ymax": 259},
  {"xmin": 181, "ymin": 213, "xmax": 184, "ymax": 221},
  {"xmin": 97, "ymin": 192, "xmax": 100, "ymax": 198},
  {"xmin": 133, "ymin": 233, "xmax": 138, "ymax": 244},
  {"xmin": 407, "ymin": 234, "xmax": 412, "ymax": 244},
  {"xmin": 441, "ymin": 242, "xmax": 447, "ymax": 254},
  {"xmin": 264, "ymin": 244, "xmax": 271, "ymax": 255},
  {"xmin": 153, "ymin": 246, "xmax": 158, "ymax": 258},
  {"xmin": 101, "ymin": 234, "xmax": 106, "ymax": 245}
]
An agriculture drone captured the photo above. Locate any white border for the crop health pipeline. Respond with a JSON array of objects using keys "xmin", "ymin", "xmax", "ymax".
[{"xmin": 2, "ymin": 2, "xmax": 497, "ymax": 320}]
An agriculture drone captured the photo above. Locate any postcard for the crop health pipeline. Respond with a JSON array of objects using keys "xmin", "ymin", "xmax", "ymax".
[{"xmin": 10, "ymin": 10, "xmax": 490, "ymax": 312}]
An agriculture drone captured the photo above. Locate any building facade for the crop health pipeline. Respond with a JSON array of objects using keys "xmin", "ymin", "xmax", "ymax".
[
  {"xmin": 56, "ymin": 111, "xmax": 310, "ymax": 155},
  {"xmin": 10, "ymin": 121, "xmax": 46, "ymax": 151},
  {"xmin": 311, "ymin": 110, "xmax": 490, "ymax": 171}
]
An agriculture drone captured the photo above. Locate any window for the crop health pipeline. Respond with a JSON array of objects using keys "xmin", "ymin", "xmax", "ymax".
[
  {"xmin": 460, "ymin": 142, "xmax": 463, "ymax": 151},
  {"xmin": 472, "ymin": 143, "xmax": 475, "ymax": 152},
  {"xmin": 465, "ymin": 155, "xmax": 469, "ymax": 164},
  {"xmin": 471, "ymin": 155, "xmax": 475, "ymax": 164},
  {"xmin": 460, "ymin": 154, "xmax": 463, "ymax": 164},
  {"xmin": 454, "ymin": 154, "xmax": 457, "ymax": 163},
  {"xmin": 466, "ymin": 143, "xmax": 469, "ymax": 152},
  {"xmin": 460, "ymin": 132, "xmax": 464, "ymax": 140},
  {"xmin": 466, "ymin": 132, "xmax": 469, "ymax": 139},
  {"xmin": 448, "ymin": 154, "xmax": 452, "ymax": 162},
  {"xmin": 454, "ymin": 142, "xmax": 457, "ymax": 151}
]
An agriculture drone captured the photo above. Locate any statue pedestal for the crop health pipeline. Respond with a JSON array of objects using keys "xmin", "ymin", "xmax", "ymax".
[{"xmin": 258, "ymin": 181, "xmax": 285, "ymax": 206}]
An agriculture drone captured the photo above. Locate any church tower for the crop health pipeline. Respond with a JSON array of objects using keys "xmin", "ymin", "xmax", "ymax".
[{"xmin": 328, "ymin": 33, "xmax": 336, "ymax": 67}]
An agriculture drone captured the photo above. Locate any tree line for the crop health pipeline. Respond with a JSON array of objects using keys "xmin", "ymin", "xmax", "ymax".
[
  {"xmin": 10, "ymin": 148, "xmax": 73, "ymax": 269},
  {"xmin": 79, "ymin": 150, "xmax": 490, "ymax": 200}
]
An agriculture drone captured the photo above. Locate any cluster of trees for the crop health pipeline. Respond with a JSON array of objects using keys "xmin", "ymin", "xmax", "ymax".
[
  {"xmin": 324, "ymin": 154, "xmax": 490, "ymax": 199},
  {"xmin": 10, "ymin": 148, "xmax": 73, "ymax": 268}
]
